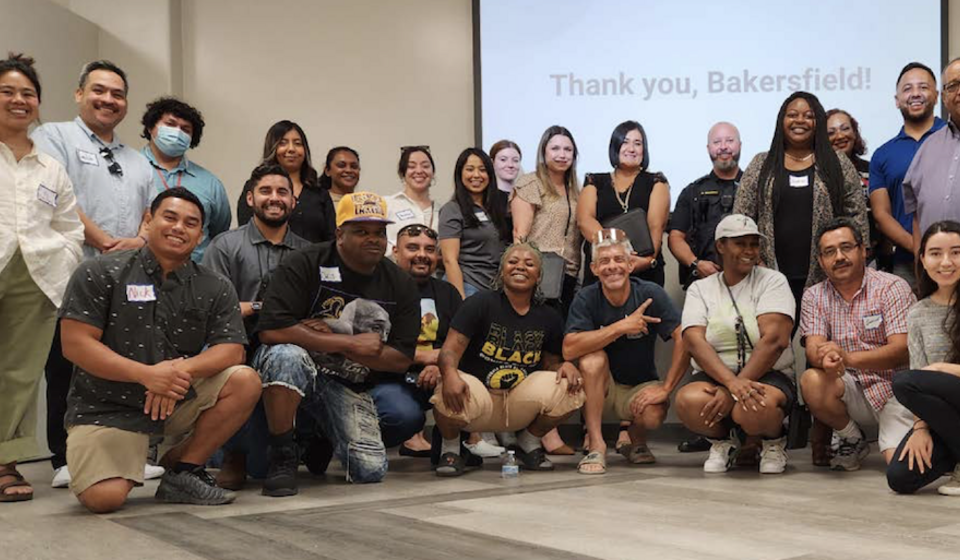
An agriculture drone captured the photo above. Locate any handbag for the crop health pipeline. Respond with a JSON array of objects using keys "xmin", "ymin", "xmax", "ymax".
[
  {"xmin": 539, "ymin": 252, "xmax": 566, "ymax": 299},
  {"xmin": 601, "ymin": 207, "xmax": 654, "ymax": 256}
]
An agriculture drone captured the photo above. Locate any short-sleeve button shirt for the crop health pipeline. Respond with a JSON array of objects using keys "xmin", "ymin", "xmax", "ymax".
[{"xmin": 59, "ymin": 247, "xmax": 246, "ymax": 434}]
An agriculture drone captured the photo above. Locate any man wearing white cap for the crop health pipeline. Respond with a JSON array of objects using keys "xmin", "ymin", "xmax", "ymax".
[{"xmin": 675, "ymin": 214, "xmax": 797, "ymax": 474}]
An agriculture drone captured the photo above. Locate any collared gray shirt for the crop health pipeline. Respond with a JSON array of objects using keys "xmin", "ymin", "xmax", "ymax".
[
  {"xmin": 32, "ymin": 117, "xmax": 155, "ymax": 258},
  {"xmin": 903, "ymin": 120, "xmax": 960, "ymax": 236},
  {"xmin": 59, "ymin": 246, "xmax": 246, "ymax": 434},
  {"xmin": 202, "ymin": 221, "xmax": 310, "ymax": 339}
]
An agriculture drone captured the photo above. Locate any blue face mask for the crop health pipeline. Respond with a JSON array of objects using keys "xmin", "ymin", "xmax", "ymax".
[{"xmin": 154, "ymin": 125, "xmax": 191, "ymax": 158}]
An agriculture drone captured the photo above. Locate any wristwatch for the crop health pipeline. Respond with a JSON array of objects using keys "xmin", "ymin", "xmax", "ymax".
[
  {"xmin": 691, "ymin": 259, "xmax": 700, "ymax": 277},
  {"xmin": 251, "ymin": 302, "xmax": 263, "ymax": 312},
  {"xmin": 649, "ymin": 256, "xmax": 658, "ymax": 269}
]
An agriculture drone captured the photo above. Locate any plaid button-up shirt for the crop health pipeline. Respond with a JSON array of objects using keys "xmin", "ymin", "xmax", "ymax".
[{"xmin": 800, "ymin": 268, "xmax": 916, "ymax": 411}]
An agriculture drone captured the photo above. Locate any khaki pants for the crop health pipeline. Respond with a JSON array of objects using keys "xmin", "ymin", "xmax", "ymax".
[
  {"xmin": 66, "ymin": 365, "xmax": 246, "ymax": 494},
  {"xmin": 431, "ymin": 370, "xmax": 585, "ymax": 432},
  {"xmin": 603, "ymin": 380, "xmax": 661, "ymax": 422},
  {"xmin": 0, "ymin": 250, "xmax": 57, "ymax": 464}
]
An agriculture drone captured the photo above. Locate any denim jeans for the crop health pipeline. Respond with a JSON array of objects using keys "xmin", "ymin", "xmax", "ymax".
[
  {"xmin": 250, "ymin": 343, "xmax": 387, "ymax": 483},
  {"xmin": 369, "ymin": 381, "xmax": 430, "ymax": 448}
]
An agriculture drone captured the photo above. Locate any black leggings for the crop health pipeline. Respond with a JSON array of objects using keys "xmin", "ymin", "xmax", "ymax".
[{"xmin": 886, "ymin": 369, "xmax": 960, "ymax": 494}]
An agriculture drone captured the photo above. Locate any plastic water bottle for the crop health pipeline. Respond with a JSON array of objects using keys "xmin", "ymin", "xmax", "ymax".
[{"xmin": 501, "ymin": 450, "xmax": 519, "ymax": 479}]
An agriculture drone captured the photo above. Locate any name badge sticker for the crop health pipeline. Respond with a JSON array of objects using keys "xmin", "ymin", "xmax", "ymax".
[
  {"xmin": 863, "ymin": 314, "xmax": 883, "ymax": 330},
  {"xmin": 788, "ymin": 175, "xmax": 810, "ymax": 188},
  {"xmin": 395, "ymin": 209, "xmax": 416, "ymax": 221},
  {"xmin": 320, "ymin": 266, "xmax": 342, "ymax": 282},
  {"xmin": 77, "ymin": 149, "xmax": 99, "ymax": 166},
  {"xmin": 126, "ymin": 284, "xmax": 157, "ymax": 302},
  {"xmin": 475, "ymin": 211, "xmax": 489, "ymax": 222},
  {"xmin": 37, "ymin": 183, "xmax": 58, "ymax": 207}
]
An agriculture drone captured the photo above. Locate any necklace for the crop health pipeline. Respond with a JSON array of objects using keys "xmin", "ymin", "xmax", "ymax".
[
  {"xmin": 611, "ymin": 172, "xmax": 633, "ymax": 214},
  {"xmin": 785, "ymin": 151, "xmax": 815, "ymax": 162}
]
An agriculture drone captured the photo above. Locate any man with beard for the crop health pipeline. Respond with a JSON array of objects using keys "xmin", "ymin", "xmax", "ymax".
[
  {"xmin": 256, "ymin": 192, "xmax": 419, "ymax": 492},
  {"xmin": 201, "ymin": 164, "xmax": 309, "ymax": 490},
  {"xmin": 870, "ymin": 62, "xmax": 945, "ymax": 285},
  {"xmin": 800, "ymin": 218, "xmax": 916, "ymax": 472},
  {"xmin": 669, "ymin": 122, "xmax": 743, "ymax": 289}
]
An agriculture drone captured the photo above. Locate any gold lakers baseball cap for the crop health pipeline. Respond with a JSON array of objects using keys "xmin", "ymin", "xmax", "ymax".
[{"xmin": 336, "ymin": 192, "xmax": 394, "ymax": 227}]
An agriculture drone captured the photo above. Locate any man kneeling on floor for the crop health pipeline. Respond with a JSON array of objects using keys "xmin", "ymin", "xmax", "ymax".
[
  {"xmin": 60, "ymin": 188, "xmax": 261, "ymax": 513},
  {"xmin": 563, "ymin": 229, "xmax": 689, "ymax": 474},
  {"xmin": 432, "ymin": 242, "xmax": 585, "ymax": 476},
  {"xmin": 800, "ymin": 217, "xmax": 916, "ymax": 470}
]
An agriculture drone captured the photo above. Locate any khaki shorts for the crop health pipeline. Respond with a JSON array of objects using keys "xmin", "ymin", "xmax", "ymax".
[
  {"xmin": 66, "ymin": 365, "xmax": 247, "ymax": 494},
  {"xmin": 431, "ymin": 370, "xmax": 585, "ymax": 432},
  {"xmin": 603, "ymin": 380, "xmax": 662, "ymax": 422},
  {"xmin": 841, "ymin": 374, "xmax": 914, "ymax": 452}
]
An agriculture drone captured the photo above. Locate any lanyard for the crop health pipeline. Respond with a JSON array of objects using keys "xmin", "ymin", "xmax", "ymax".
[
  {"xmin": 155, "ymin": 167, "xmax": 183, "ymax": 190},
  {"xmin": 721, "ymin": 275, "xmax": 754, "ymax": 372}
]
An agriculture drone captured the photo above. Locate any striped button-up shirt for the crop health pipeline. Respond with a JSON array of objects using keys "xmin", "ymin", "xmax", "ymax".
[{"xmin": 800, "ymin": 268, "xmax": 915, "ymax": 411}]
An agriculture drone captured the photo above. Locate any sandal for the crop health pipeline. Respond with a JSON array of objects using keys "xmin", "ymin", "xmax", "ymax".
[
  {"xmin": 515, "ymin": 447, "xmax": 554, "ymax": 471},
  {"xmin": 0, "ymin": 467, "xmax": 34, "ymax": 503},
  {"xmin": 577, "ymin": 451, "xmax": 607, "ymax": 475},
  {"xmin": 435, "ymin": 452, "xmax": 465, "ymax": 477},
  {"xmin": 620, "ymin": 443, "xmax": 656, "ymax": 465}
]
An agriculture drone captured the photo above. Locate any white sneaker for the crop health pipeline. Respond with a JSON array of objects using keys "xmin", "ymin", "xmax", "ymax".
[
  {"xmin": 51, "ymin": 466, "xmax": 71, "ymax": 488},
  {"xmin": 759, "ymin": 437, "xmax": 788, "ymax": 474},
  {"xmin": 704, "ymin": 437, "xmax": 739, "ymax": 473},
  {"xmin": 938, "ymin": 464, "xmax": 960, "ymax": 496},
  {"xmin": 830, "ymin": 435, "xmax": 869, "ymax": 471},
  {"xmin": 145, "ymin": 464, "xmax": 165, "ymax": 480},
  {"xmin": 464, "ymin": 439, "xmax": 506, "ymax": 458}
]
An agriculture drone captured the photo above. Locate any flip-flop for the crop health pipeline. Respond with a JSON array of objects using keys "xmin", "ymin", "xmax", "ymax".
[
  {"xmin": 0, "ymin": 468, "xmax": 34, "ymax": 503},
  {"xmin": 577, "ymin": 451, "xmax": 607, "ymax": 475}
]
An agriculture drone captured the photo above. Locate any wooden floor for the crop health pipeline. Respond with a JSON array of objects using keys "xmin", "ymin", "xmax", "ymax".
[{"xmin": 4, "ymin": 436, "xmax": 960, "ymax": 560}]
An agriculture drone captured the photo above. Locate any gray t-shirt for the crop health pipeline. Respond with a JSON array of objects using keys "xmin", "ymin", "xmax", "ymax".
[
  {"xmin": 907, "ymin": 297, "xmax": 953, "ymax": 369},
  {"xmin": 438, "ymin": 200, "xmax": 505, "ymax": 291}
]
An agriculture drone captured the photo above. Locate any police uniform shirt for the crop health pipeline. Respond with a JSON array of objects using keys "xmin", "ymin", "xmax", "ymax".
[{"xmin": 670, "ymin": 170, "xmax": 742, "ymax": 264}]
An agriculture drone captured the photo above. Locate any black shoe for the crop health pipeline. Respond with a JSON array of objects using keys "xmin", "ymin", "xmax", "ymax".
[
  {"xmin": 435, "ymin": 452, "xmax": 465, "ymax": 477},
  {"xmin": 301, "ymin": 435, "xmax": 334, "ymax": 476},
  {"xmin": 678, "ymin": 436, "xmax": 712, "ymax": 453},
  {"xmin": 155, "ymin": 467, "xmax": 236, "ymax": 505},
  {"xmin": 263, "ymin": 441, "xmax": 299, "ymax": 497},
  {"xmin": 515, "ymin": 447, "xmax": 554, "ymax": 471},
  {"xmin": 399, "ymin": 444, "xmax": 432, "ymax": 458}
]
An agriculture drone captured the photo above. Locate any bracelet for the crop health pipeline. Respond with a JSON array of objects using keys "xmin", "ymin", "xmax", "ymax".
[
  {"xmin": 138, "ymin": 235, "xmax": 148, "ymax": 246},
  {"xmin": 913, "ymin": 426, "xmax": 929, "ymax": 432}
]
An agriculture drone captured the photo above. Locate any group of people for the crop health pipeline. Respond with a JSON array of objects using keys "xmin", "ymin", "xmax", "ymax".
[{"xmin": 4, "ymin": 51, "xmax": 960, "ymax": 513}]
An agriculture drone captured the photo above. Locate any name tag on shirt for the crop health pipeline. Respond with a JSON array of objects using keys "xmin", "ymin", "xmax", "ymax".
[
  {"xmin": 37, "ymin": 184, "xmax": 58, "ymax": 207},
  {"xmin": 475, "ymin": 211, "xmax": 489, "ymax": 222},
  {"xmin": 126, "ymin": 284, "xmax": 157, "ymax": 302},
  {"xmin": 320, "ymin": 266, "xmax": 342, "ymax": 282},
  {"xmin": 77, "ymin": 149, "xmax": 99, "ymax": 166},
  {"xmin": 788, "ymin": 175, "xmax": 810, "ymax": 188},
  {"xmin": 863, "ymin": 314, "xmax": 883, "ymax": 330},
  {"xmin": 396, "ymin": 209, "xmax": 416, "ymax": 221}
]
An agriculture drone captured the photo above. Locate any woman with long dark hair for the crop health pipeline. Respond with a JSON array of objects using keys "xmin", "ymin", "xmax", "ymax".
[
  {"xmin": 887, "ymin": 220, "xmax": 960, "ymax": 495},
  {"xmin": 237, "ymin": 120, "xmax": 336, "ymax": 242},
  {"xmin": 733, "ymin": 91, "xmax": 868, "ymax": 314},
  {"xmin": 438, "ymin": 147, "xmax": 511, "ymax": 298},
  {"xmin": 318, "ymin": 146, "xmax": 360, "ymax": 205}
]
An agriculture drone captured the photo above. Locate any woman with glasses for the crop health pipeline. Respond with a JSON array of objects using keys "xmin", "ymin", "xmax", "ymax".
[
  {"xmin": 0, "ymin": 54, "xmax": 84, "ymax": 502},
  {"xmin": 386, "ymin": 146, "xmax": 437, "ymax": 252},
  {"xmin": 237, "ymin": 120, "xmax": 336, "ymax": 243},
  {"xmin": 675, "ymin": 214, "xmax": 797, "ymax": 475},
  {"xmin": 438, "ymin": 148, "xmax": 511, "ymax": 299}
]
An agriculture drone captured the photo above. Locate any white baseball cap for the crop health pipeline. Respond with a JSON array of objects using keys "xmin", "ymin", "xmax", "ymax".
[{"xmin": 715, "ymin": 214, "xmax": 765, "ymax": 241}]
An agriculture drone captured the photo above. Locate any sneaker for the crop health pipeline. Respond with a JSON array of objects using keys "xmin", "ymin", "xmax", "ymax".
[
  {"xmin": 144, "ymin": 464, "xmax": 165, "ymax": 480},
  {"xmin": 155, "ymin": 467, "xmax": 236, "ymax": 505},
  {"xmin": 464, "ymin": 439, "xmax": 506, "ymax": 458},
  {"xmin": 262, "ymin": 442, "xmax": 299, "ymax": 497},
  {"xmin": 51, "ymin": 466, "xmax": 71, "ymax": 489},
  {"xmin": 704, "ymin": 437, "xmax": 740, "ymax": 473},
  {"xmin": 938, "ymin": 464, "xmax": 960, "ymax": 496},
  {"xmin": 830, "ymin": 434, "xmax": 869, "ymax": 471},
  {"xmin": 759, "ymin": 437, "xmax": 788, "ymax": 474}
]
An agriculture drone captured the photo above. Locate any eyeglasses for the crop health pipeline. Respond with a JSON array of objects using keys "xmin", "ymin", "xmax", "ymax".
[
  {"xmin": 99, "ymin": 147, "xmax": 123, "ymax": 177},
  {"xmin": 400, "ymin": 145, "xmax": 431, "ymax": 154},
  {"xmin": 820, "ymin": 242, "xmax": 860, "ymax": 258},
  {"xmin": 945, "ymin": 81, "xmax": 960, "ymax": 94},
  {"xmin": 397, "ymin": 223, "xmax": 438, "ymax": 240}
]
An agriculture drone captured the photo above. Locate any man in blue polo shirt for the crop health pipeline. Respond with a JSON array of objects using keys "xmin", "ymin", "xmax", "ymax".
[
  {"xmin": 140, "ymin": 97, "xmax": 230, "ymax": 262},
  {"xmin": 869, "ymin": 61, "xmax": 945, "ymax": 285}
]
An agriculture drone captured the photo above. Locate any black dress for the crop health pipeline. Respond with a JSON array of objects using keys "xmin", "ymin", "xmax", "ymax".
[
  {"xmin": 583, "ymin": 171, "xmax": 666, "ymax": 286},
  {"xmin": 237, "ymin": 179, "xmax": 336, "ymax": 243}
]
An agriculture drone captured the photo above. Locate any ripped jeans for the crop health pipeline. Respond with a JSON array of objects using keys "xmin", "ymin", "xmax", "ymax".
[{"xmin": 252, "ymin": 344, "xmax": 388, "ymax": 483}]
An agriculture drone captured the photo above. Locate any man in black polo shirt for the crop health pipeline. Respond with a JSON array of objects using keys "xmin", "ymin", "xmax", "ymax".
[
  {"xmin": 59, "ymin": 188, "xmax": 262, "ymax": 513},
  {"xmin": 202, "ymin": 163, "xmax": 310, "ymax": 491},
  {"xmin": 257, "ymin": 192, "xmax": 419, "ymax": 489}
]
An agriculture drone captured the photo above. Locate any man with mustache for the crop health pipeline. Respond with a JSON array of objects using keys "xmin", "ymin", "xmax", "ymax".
[
  {"xmin": 800, "ymin": 218, "xmax": 916, "ymax": 472},
  {"xmin": 201, "ymin": 164, "xmax": 309, "ymax": 491},
  {"xmin": 869, "ymin": 62, "xmax": 944, "ymax": 286},
  {"xmin": 32, "ymin": 60, "xmax": 157, "ymax": 489},
  {"xmin": 255, "ymin": 192, "xmax": 420, "ymax": 492}
]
